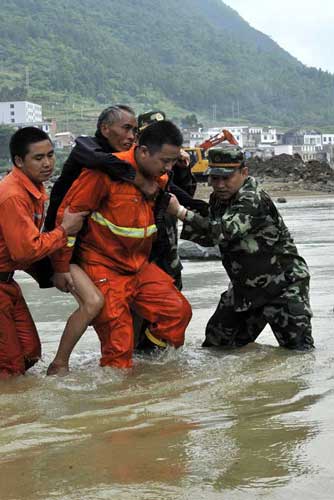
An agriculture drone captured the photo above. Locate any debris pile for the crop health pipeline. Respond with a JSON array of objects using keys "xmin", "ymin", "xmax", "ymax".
[{"xmin": 247, "ymin": 154, "xmax": 334, "ymax": 192}]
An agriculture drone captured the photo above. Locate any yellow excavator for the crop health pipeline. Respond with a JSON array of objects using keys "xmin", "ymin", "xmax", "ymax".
[{"xmin": 184, "ymin": 129, "xmax": 239, "ymax": 179}]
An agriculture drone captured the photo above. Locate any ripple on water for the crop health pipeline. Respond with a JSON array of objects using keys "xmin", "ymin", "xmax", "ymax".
[{"xmin": 2, "ymin": 198, "xmax": 334, "ymax": 499}]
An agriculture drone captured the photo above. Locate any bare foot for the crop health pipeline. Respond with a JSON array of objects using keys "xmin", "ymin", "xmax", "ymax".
[{"xmin": 46, "ymin": 362, "xmax": 70, "ymax": 376}]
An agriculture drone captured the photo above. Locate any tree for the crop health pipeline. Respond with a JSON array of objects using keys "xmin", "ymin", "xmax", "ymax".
[
  {"xmin": 0, "ymin": 125, "xmax": 15, "ymax": 162},
  {"xmin": 180, "ymin": 114, "xmax": 203, "ymax": 130}
]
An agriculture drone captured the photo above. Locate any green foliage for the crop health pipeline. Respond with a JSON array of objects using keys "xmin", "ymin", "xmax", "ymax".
[
  {"xmin": 0, "ymin": 0, "xmax": 334, "ymax": 126},
  {"xmin": 0, "ymin": 125, "xmax": 15, "ymax": 170},
  {"xmin": 181, "ymin": 114, "xmax": 203, "ymax": 129}
]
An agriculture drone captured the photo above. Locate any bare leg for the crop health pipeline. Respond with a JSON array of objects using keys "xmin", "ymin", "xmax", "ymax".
[{"xmin": 47, "ymin": 264, "xmax": 104, "ymax": 375}]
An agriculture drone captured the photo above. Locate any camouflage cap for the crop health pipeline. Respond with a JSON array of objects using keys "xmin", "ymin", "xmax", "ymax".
[
  {"xmin": 137, "ymin": 110, "xmax": 166, "ymax": 132},
  {"xmin": 205, "ymin": 146, "xmax": 244, "ymax": 177}
]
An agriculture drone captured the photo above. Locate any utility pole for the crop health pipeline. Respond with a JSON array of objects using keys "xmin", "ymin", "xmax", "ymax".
[
  {"xmin": 212, "ymin": 103, "xmax": 217, "ymax": 123},
  {"xmin": 25, "ymin": 66, "xmax": 30, "ymax": 97}
]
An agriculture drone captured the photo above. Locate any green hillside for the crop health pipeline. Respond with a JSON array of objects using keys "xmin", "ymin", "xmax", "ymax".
[{"xmin": 1, "ymin": 0, "xmax": 334, "ymax": 128}]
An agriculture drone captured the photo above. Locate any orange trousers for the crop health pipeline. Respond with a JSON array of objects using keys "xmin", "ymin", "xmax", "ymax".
[
  {"xmin": 0, "ymin": 281, "xmax": 41, "ymax": 377},
  {"xmin": 81, "ymin": 262, "xmax": 192, "ymax": 368}
]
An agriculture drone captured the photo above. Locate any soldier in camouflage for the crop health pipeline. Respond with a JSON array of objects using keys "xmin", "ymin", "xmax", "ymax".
[{"xmin": 167, "ymin": 145, "xmax": 314, "ymax": 351}]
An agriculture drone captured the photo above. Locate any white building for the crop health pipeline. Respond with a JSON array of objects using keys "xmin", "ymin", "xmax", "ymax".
[
  {"xmin": 261, "ymin": 127, "xmax": 277, "ymax": 144},
  {"xmin": 249, "ymin": 127, "xmax": 263, "ymax": 135},
  {"xmin": 188, "ymin": 130, "xmax": 205, "ymax": 147},
  {"xmin": 274, "ymin": 144, "xmax": 293, "ymax": 156},
  {"xmin": 0, "ymin": 101, "xmax": 42, "ymax": 125},
  {"xmin": 322, "ymin": 134, "xmax": 334, "ymax": 146},
  {"xmin": 54, "ymin": 132, "xmax": 75, "ymax": 149},
  {"xmin": 303, "ymin": 133, "xmax": 322, "ymax": 147},
  {"xmin": 294, "ymin": 144, "xmax": 318, "ymax": 162}
]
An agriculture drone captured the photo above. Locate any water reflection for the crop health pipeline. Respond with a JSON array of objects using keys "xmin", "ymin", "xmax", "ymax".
[{"xmin": 213, "ymin": 373, "xmax": 319, "ymax": 491}]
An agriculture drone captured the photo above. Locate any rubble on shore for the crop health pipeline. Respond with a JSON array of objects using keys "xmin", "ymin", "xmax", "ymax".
[{"xmin": 246, "ymin": 154, "xmax": 334, "ymax": 193}]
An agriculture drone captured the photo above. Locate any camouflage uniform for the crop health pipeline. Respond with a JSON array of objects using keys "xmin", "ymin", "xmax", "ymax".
[{"xmin": 181, "ymin": 176, "xmax": 314, "ymax": 350}]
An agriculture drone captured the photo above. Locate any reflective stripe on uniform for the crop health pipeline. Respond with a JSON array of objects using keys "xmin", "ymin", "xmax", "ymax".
[
  {"xmin": 67, "ymin": 236, "xmax": 76, "ymax": 247},
  {"xmin": 144, "ymin": 328, "xmax": 167, "ymax": 348},
  {"xmin": 90, "ymin": 211, "xmax": 157, "ymax": 239}
]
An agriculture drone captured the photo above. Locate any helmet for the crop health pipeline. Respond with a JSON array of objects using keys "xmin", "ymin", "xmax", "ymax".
[
  {"xmin": 137, "ymin": 110, "xmax": 166, "ymax": 133},
  {"xmin": 205, "ymin": 146, "xmax": 244, "ymax": 177}
]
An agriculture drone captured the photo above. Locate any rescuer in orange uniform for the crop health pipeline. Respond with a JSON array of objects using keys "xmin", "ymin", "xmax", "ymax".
[
  {"xmin": 0, "ymin": 127, "xmax": 88, "ymax": 377},
  {"xmin": 52, "ymin": 121, "xmax": 192, "ymax": 369}
]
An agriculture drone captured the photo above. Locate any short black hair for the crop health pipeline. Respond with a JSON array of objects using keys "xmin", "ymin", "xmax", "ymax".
[
  {"xmin": 138, "ymin": 120, "xmax": 183, "ymax": 153},
  {"xmin": 96, "ymin": 104, "xmax": 136, "ymax": 131},
  {"xmin": 9, "ymin": 127, "xmax": 52, "ymax": 166}
]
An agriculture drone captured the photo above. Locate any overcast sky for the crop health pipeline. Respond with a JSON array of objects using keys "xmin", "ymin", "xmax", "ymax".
[{"xmin": 223, "ymin": 0, "xmax": 334, "ymax": 74}]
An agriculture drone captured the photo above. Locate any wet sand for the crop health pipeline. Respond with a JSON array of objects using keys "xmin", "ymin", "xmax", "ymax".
[{"xmin": 195, "ymin": 179, "xmax": 334, "ymax": 201}]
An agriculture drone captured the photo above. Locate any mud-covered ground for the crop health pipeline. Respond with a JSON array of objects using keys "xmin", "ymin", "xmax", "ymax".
[
  {"xmin": 247, "ymin": 154, "xmax": 334, "ymax": 194},
  {"xmin": 195, "ymin": 154, "xmax": 334, "ymax": 201}
]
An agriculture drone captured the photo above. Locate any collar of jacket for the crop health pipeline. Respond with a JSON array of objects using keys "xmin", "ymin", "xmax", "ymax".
[
  {"xmin": 113, "ymin": 145, "xmax": 137, "ymax": 168},
  {"xmin": 11, "ymin": 166, "xmax": 48, "ymax": 201},
  {"xmin": 94, "ymin": 130, "xmax": 117, "ymax": 153},
  {"xmin": 239, "ymin": 175, "xmax": 257, "ymax": 190}
]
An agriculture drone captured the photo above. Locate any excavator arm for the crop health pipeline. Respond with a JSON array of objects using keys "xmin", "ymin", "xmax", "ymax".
[
  {"xmin": 198, "ymin": 129, "xmax": 238, "ymax": 149},
  {"xmin": 185, "ymin": 129, "xmax": 239, "ymax": 178}
]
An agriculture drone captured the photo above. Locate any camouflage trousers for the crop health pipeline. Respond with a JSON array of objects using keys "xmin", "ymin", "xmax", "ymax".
[{"xmin": 203, "ymin": 280, "xmax": 314, "ymax": 350}]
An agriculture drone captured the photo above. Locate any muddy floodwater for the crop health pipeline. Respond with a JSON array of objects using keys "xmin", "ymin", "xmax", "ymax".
[{"xmin": 1, "ymin": 197, "xmax": 334, "ymax": 500}]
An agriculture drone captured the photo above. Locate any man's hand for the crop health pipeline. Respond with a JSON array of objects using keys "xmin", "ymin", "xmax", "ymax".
[
  {"xmin": 166, "ymin": 193, "xmax": 181, "ymax": 216},
  {"xmin": 53, "ymin": 272, "xmax": 75, "ymax": 293},
  {"xmin": 176, "ymin": 149, "xmax": 190, "ymax": 168},
  {"xmin": 61, "ymin": 207, "xmax": 89, "ymax": 235},
  {"xmin": 133, "ymin": 170, "xmax": 159, "ymax": 200}
]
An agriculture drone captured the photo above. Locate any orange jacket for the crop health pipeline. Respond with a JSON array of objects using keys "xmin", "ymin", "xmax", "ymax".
[
  {"xmin": 0, "ymin": 167, "xmax": 67, "ymax": 272},
  {"xmin": 52, "ymin": 146, "xmax": 168, "ymax": 274}
]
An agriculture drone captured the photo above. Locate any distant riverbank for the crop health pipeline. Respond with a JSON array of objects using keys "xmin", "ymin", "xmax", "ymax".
[{"xmin": 195, "ymin": 179, "xmax": 334, "ymax": 202}]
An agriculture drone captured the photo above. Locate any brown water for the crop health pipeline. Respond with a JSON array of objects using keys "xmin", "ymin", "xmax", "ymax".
[{"xmin": 1, "ymin": 197, "xmax": 334, "ymax": 500}]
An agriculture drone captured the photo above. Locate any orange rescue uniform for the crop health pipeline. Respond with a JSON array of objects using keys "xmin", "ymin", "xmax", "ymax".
[
  {"xmin": 0, "ymin": 167, "xmax": 67, "ymax": 377},
  {"xmin": 53, "ymin": 147, "xmax": 192, "ymax": 368}
]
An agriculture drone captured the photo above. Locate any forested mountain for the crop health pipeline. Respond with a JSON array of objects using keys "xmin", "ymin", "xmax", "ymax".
[{"xmin": 1, "ymin": 0, "xmax": 334, "ymax": 126}]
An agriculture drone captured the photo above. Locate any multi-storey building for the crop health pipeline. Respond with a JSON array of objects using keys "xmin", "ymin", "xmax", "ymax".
[{"xmin": 0, "ymin": 101, "xmax": 42, "ymax": 125}]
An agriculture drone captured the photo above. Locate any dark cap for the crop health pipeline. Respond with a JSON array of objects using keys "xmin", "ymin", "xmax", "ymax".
[
  {"xmin": 137, "ymin": 110, "xmax": 166, "ymax": 132},
  {"xmin": 205, "ymin": 146, "xmax": 244, "ymax": 177}
]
